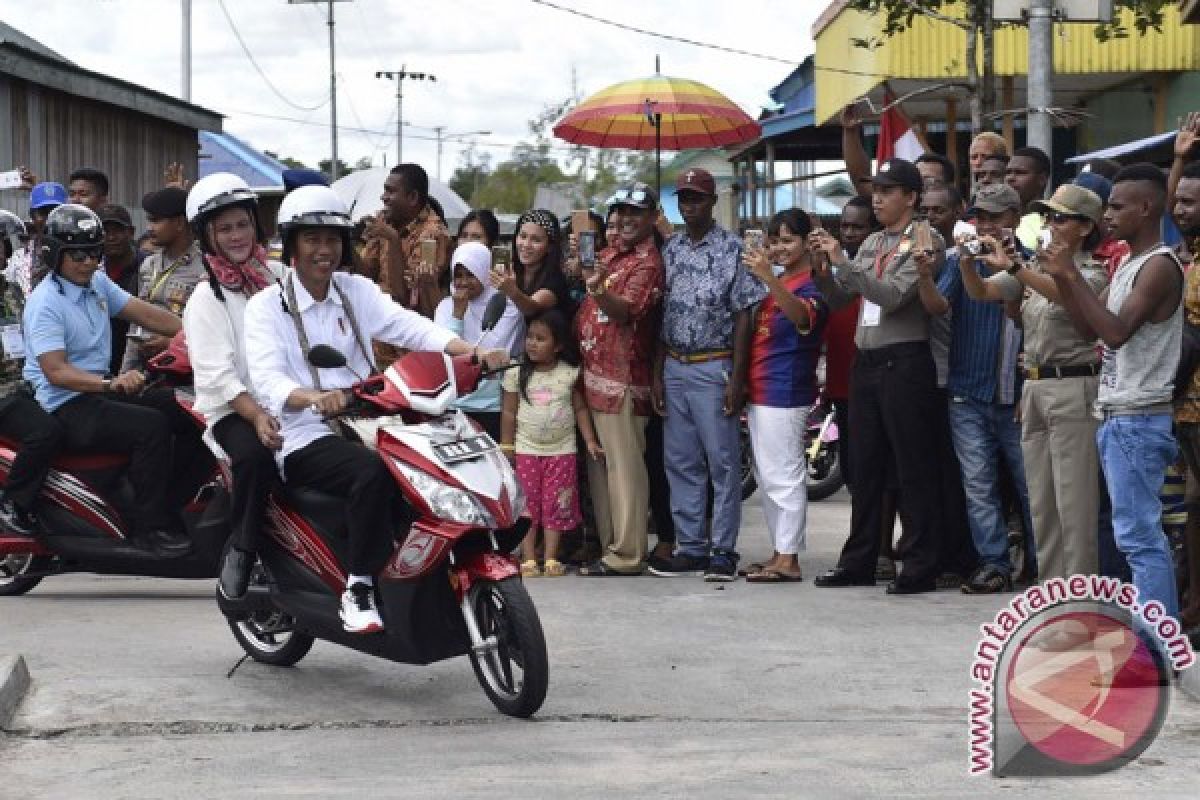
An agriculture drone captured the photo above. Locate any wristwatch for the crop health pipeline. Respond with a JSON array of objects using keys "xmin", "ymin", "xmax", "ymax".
[
  {"xmin": 102, "ymin": 378, "xmax": 113, "ymax": 393},
  {"xmin": 1006, "ymin": 260, "xmax": 1024, "ymax": 276}
]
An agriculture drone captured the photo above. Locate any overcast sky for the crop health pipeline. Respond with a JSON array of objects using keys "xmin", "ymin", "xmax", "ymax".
[{"xmin": 3, "ymin": 0, "xmax": 820, "ymax": 180}]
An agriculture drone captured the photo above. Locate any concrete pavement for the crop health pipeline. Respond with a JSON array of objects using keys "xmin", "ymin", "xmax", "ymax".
[{"xmin": 2, "ymin": 492, "xmax": 1198, "ymax": 798}]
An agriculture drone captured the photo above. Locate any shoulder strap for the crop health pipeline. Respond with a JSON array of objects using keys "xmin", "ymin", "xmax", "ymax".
[
  {"xmin": 331, "ymin": 275, "xmax": 379, "ymax": 375},
  {"xmin": 283, "ymin": 274, "xmax": 323, "ymax": 392}
]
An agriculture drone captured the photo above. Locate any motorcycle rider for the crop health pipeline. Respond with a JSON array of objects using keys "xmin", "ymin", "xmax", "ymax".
[
  {"xmin": 182, "ymin": 174, "xmax": 283, "ymax": 600},
  {"xmin": 244, "ymin": 186, "xmax": 510, "ymax": 634},
  {"xmin": 0, "ymin": 211, "xmax": 64, "ymax": 535},
  {"xmin": 22, "ymin": 204, "xmax": 202, "ymax": 556}
]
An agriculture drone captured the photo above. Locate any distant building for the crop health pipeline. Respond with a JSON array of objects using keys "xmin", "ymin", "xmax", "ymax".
[{"xmin": 0, "ymin": 21, "xmax": 222, "ymax": 227}]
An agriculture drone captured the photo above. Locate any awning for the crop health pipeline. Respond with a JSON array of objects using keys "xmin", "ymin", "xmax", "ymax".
[{"xmin": 1065, "ymin": 131, "xmax": 1177, "ymax": 164}]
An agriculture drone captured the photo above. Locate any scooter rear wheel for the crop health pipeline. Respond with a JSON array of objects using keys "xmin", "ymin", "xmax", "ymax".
[
  {"xmin": 224, "ymin": 565, "xmax": 314, "ymax": 667},
  {"xmin": 0, "ymin": 554, "xmax": 49, "ymax": 597},
  {"xmin": 466, "ymin": 577, "xmax": 548, "ymax": 718}
]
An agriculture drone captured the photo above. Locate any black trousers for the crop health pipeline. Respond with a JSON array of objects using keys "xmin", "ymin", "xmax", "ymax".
[
  {"xmin": 838, "ymin": 343, "xmax": 942, "ymax": 582},
  {"xmin": 644, "ymin": 414, "xmax": 675, "ymax": 543},
  {"xmin": 53, "ymin": 389, "xmax": 204, "ymax": 535},
  {"xmin": 284, "ymin": 435, "xmax": 400, "ymax": 576},
  {"xmin": 0, "ymin": 391, "xmax": 64, "ymax": 511},
  {"xmin": 213, "ymin": 414, "xmax": 278, "ymax": 552}
]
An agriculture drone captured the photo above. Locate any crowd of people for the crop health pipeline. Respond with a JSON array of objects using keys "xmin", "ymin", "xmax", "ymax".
[{"xmin": 1, "ymin": 110, "xmax": 1200, "ymax": 634}]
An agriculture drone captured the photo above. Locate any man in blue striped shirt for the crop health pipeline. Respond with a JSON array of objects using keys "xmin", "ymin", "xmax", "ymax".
[{"xmin": 939, "ymin": 183, "xmax": 1034, "ymax": 594}]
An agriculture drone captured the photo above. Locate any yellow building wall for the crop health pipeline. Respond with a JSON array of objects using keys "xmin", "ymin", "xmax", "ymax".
[{"xmin": 814, "ymin": 3, "xmax": 1200, "ymax": 124}]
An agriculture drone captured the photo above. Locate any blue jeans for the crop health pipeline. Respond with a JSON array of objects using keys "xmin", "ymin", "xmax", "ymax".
[
  {"xmin": 948, "ymin": 397, "xmax": 1033, "ymax": 574},
  {"xmin": 1097, "ymin": 413, "xmax": 1179, "ymax": 620},
  {"xmin": 663, "ymin": 357, "xmax": 741, "ymax": 557}
]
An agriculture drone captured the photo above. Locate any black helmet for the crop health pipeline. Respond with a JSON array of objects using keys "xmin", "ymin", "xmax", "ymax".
[
  {"xmin": 41, "ymin": 204, "xmax": 104, "ymax": 271},
  {"xmin": 0, "ymin": 210, "xmax": 26, "ymax": 260}
]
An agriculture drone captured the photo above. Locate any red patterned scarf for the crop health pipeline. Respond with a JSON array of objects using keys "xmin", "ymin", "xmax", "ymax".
[{"xmin": 205, "ymin": 245, "xmax": 273, "ymax": 295}]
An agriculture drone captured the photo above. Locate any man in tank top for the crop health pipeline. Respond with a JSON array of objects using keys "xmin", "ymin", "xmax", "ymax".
[{"xmin": 1044, "ymin": 163, "xmax": 1185, "ymax": 622}]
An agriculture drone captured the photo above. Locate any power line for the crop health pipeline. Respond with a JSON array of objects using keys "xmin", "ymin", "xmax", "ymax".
[
  {"xmin": 526, "ymin": 0, "xmax": 890, "ymax": 79},
  {"xmin": 216, "ymin": 0, "xmax": 329, "ymax": 112}
]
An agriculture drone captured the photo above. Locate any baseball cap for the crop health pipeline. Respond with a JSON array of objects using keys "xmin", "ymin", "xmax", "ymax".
[
  {"xmin": 97, "ymin": 203, "xmax": 134, "ymax": 229},
  {"xmin": 967, "ymin": 183, "xmax": 1022, "ymax": 215},
  {"xmin": 30, "ymin": 181, "xmax": 68, "ymax": 210},
  {"xmin": 676, "ymin": 168, "xmax": 716, "ymax": 197},
  {"xmin": 872, "ymin": 158, "xmax": 923, "ymax": 192},
  {"xmin": 142, "ymin": 187, "xmax": 188, "ymax": 219},
  {"xmin": 282, "ymin": 168, "xmax": 329, "ymax": 192},
  {"xmin": 609, "ymin": 181, "xmax": 658, "ymax": 210},
  {"xmin": 1072, "ymin": 171, "xmax": 1112, "ymax": 205},
  {"xmin": 1031, "ymin": 184, "xmax": 1104, "ymax": 225}
]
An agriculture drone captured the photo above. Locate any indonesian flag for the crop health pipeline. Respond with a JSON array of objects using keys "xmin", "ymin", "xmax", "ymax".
[{"xmin": 875, "ymin": 93, "xmax": 925, "ymax": 163}]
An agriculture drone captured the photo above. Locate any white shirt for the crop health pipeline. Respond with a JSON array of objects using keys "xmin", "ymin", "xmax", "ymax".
[
  {"xmin": 182, "ymin": 262, "xmax": 283, "ymax": 427},
  {"xmin": 243, "ymin": 269, "xmax": 457, "ymax": 468}
]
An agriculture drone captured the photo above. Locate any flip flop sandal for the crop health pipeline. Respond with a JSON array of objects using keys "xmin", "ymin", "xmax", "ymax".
[
  {"xmin": 543, "ymin": 559, "xmax": 566, "ymax": 577},
  {"xmin": 746, "ymin": 568, "xmax": 804, "ymax": 583},
  {"xmin": 520, "ymin": 559, "xmax": 542, "ymax": 578}
]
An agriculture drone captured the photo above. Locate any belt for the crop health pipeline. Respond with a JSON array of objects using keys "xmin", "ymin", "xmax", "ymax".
[
  {"xmin": 856, "ymin": 340, "xmax": 929, "ymax": 366},
  {"xmin": 667, "ymin": 348, "xmax": 733, "ymax": 364},
  {"xmin": 1024, "ymin": 363, "xmax": 1099, "ymax": 381},
  {"xmin": 1094, "ymin": 402, "xmax": 1174, "ymax": 420}
]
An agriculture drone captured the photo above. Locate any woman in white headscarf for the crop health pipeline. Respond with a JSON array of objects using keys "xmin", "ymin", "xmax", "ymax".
[{"xmin": 434, "ymin": 241, "xmax": 524, "ymax": 439}]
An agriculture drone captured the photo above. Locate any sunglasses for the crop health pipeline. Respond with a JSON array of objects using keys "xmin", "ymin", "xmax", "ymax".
[
  {"xmin": 609, "ymin": 188, "xmax": 652, "ymax": 207},
  {"xmin": 62, "ymin": 246, "xmax": 104, "ymax": 262},
  {"xmin": 1045, "ymin": 211, "xmax": 1088, "ymax": 225}
]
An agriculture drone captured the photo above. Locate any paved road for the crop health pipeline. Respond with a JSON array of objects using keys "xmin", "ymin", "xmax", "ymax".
[{"xmin": 2, "ymin": 492, "xmax": 1198, "ymax": 798}]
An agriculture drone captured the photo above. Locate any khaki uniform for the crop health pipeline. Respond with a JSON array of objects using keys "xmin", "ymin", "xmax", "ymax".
[
  {"xmin": 989, "ymin": 251, "xmax": 1108, "ymax": 580},
  {"xmin": 120, "ymin": 242, "xmax": 204, "ymax": 373}
]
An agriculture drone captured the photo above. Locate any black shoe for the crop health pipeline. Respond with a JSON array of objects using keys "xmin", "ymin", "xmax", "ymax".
[
  {"xmin": 646, "ymin": 552, "xmax": 709, "ymax": 577},
  {"xmin": 135, "ymin": 529, "xmax": 193, "ymax": 558},
  {"xmin": 218, "ymin": 547, "xmax": 255, "ymax": 599},
  {"xmin": 703, "ymin": 551, "xmax": 739, "ymax": 582},
  {"xmin": 886, "ymin": 576, "xmax": 937, "ymax": 595},
  {"xmin": 961, "ymin": 565, "xmax": 1013, "ymax": 595},
  {"xmin": 0, "ymin": 493, "xmax": 37, "ymax": 536},
  {"xmin": 813, "ymin": 567, "xmax": 875, "ymax": 588}
]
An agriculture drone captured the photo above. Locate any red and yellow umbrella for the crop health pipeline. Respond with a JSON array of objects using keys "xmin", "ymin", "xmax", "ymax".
[
  {"xmin": 553, "ymin": 75, "xmax": 760, "ymax": 151},
  {"xmin": 553, "ymin": 72, "xmax": 761, "ymax": 191}
]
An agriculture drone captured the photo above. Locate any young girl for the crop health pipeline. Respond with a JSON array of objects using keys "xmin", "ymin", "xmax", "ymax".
[
  {"xmin": 501, "ymin": 309, "xmax": 603, "ymax": 577},
  {"xmin": 741, "ymin": 209, "xmax": 827, "ymax": 583}
]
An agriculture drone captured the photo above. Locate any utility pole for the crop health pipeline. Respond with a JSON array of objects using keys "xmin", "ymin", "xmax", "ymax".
[
  {"xmin": 181, "ymin": 0, "xmax": 191, "ymax": 101},
  {"xmin": 289, "ymin": 0, "xmax": 351, "ymax": 180},
  {"xmin": 1027, "ymin": 0, "xmax": 1055, "ymax": 168},
  {"xmin": 430, "ymin": 128, "xmax": 491, "ymax": 181},
  {"xmin": 375, "ymin": 67, "xmax": 436, "ymax": 166}
]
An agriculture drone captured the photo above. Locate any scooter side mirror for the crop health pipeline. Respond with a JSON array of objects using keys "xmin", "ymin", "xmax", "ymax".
[
  {"xmin": 481, "ymin": 293, "xmax": 508, "ymax": 332},
  {"xmin": 308, "ymin": 344, "xmax": 347, "ymax": 369}
]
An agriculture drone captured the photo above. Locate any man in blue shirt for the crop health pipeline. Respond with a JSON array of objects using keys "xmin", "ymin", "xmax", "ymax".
[
  {"xmin": 23, "ymin": 205, "xmax": 200, "ymax": 556},
  {"xmin": 648, "ymin": 169, "xmax": 767, "ymax": 581},
  {"xmin": 940, "ymin": 183, "xmax": 1034, "ymax": 593}
]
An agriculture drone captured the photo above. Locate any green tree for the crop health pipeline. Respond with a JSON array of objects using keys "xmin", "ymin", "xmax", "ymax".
[{"xmin": 848, "ymin": 0, "xmax": 1172, "ymax": 133}]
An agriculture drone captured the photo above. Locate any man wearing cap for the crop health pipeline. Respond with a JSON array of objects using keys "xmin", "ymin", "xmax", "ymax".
[
  {"xmin": 929, "ymin": 182, "xmax": 1034, "ymax": 594},
  {"xmin": 120, "ymin": 187, "xmax": 203, "ymax": 372},
  {"xmin": 4, "ymin": 182, "xmax": 67, "ymax": 297},
  {"xmin": 97, "ymin": 204, "xmax": 143, "ymax": 375},
  {"xmin": 647, "ymin": 168, "xmax": 766, "ymax": 582},
  {"xmin": 575, "ymin": 182, "xmax": 665, "ymax": 577},
  {"xmin": 958, "ymin": 183, "xmax": 1109, "ymax": 583},
  {"xmin": 808, "ymin": 157, "xmax": 945, "ymax": 594}
]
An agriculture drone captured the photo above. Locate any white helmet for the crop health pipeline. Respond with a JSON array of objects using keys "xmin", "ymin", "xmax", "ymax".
[
  {"xmin": 277, "ymin": 185, "xmax": 354, "ymax": 266},
  {"xmin": 186, "ymin": 172, "xmax": 262, "ymax": 255}
]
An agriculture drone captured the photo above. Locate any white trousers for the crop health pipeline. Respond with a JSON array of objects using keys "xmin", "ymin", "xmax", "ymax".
[{"xmin": 747, "ymin": 403, "xmax": 811, "ymax": 555}]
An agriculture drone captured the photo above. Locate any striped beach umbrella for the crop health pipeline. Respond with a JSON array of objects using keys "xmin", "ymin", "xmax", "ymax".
[{"xmin": 553, "ymin": 70, "xmax": 760, "ymax": 192}]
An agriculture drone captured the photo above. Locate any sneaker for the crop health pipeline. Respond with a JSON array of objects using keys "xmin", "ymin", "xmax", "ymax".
[
  {"xmin": 340, "ymin": 582, "xmax": 384, "ymax": 633},
  {"xmin": 0, "ymin": 493, "xmax": 37, "ymax": 536},
  {"xmin": 647, "ymin": 552, "xmax": 709, "ymax": 577},
  {"xmin": 961, "ymin": 565, "xmax": 1013, "ymax": 595},
  {"xmin": 703, "ymin": 552, "xmax": 739, "ymax": 583}
]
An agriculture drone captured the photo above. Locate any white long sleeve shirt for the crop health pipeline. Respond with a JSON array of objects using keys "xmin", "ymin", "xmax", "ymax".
[
  {"xmin": 182, "ymin": 263, "xmax": 283, "ymax": 427},
  {"xmin": 243, "ymin": 269, "xmax": 457, "ymax": 468}
]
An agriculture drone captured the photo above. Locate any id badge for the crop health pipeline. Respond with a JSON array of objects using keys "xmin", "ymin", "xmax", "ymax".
[
  {"xmin": 861, "ymin": 301, "xmax": 882, "ymax": 327},
  {"xmin": 0, "ymin": 323, "xmax": 24, "ymax": 359},
  {"xmin": 596, "ymin": 310, "xmax": 610, "ymax": 324}
]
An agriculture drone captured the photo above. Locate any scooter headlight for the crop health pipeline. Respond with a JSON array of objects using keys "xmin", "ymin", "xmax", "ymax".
[{"xmin": 392, "ymin": 460, "xmax": 496, "ymax": 528}]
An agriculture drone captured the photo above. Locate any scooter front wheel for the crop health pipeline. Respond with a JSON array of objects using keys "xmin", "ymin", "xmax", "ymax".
[
  {"xmin": 465, "ymin": 577, "xmax": 548, "ymax": 718},
  {"xmin": 0, "ymin": 554, "xmax": 50, "ymax": 597},
  {"xmin": 224, "ymin": 565, "xmax": 315, "ymax": 667}
]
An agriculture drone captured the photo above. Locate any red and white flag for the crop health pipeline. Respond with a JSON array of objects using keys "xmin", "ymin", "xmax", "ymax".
[{"xmin": 875, "ymin": 93, "xmax": 925, "ymax": 163}]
